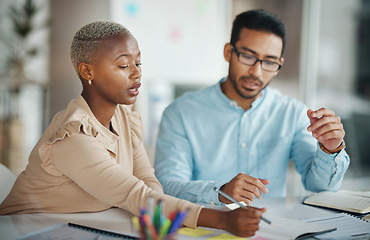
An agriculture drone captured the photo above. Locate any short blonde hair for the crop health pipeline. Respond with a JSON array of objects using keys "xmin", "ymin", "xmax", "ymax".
[{"xmin": 70, "ymin": 20, "xmax": 130, "ymax": 78}]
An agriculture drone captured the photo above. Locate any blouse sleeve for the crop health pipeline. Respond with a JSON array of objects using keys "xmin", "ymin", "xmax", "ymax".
[
  {"xmin": 39, "ymin": 119, "xmax": 202, "ymax": 228},
  {"xmin": 128, "ymin": 110, "xmax": 163, "ymax": 193}
]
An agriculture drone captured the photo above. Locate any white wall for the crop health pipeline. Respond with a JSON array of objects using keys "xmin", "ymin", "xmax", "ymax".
[{"xmin": 110, "ymin": 0, "xmax": 232, "ymax": 157}]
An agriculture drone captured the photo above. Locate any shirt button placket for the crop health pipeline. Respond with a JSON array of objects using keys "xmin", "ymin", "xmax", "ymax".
[{"xmin": 239, "ymin": 112, "xmax": 249, "ymax": 171}]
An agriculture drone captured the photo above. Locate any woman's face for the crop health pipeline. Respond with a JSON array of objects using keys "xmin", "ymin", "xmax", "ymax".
[{"xmin": 89, "ymin": 33, "xmax": 142, "ymax": 106}]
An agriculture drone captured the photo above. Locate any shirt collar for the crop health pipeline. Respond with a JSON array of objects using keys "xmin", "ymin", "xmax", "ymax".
[{"xmin": 214, "ymin": 77, "xmax": 266, "ymax": 112}]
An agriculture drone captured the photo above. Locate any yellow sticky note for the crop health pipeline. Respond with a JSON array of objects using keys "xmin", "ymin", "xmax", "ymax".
[
  {"xmin": 131, "ymin": 216, "xmax": 140, "ymax": 230},
  {"xmin": 178, "ymin": 227, "xmax": 213, "ymax": 237},
  {"xmin": 208, "ymin": 233, "xmax": 247, "ymax": 240}
]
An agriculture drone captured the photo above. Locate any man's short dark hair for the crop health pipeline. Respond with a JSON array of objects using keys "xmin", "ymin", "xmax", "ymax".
[{"xmin": 230, "ymin": 9, "xmax": 287, "ymax": 56}]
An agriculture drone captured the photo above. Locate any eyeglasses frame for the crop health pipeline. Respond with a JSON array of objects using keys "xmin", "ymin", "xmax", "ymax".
[{"xmin": 231, "ymin": 45, "xmax": 282, "ymax": 72}]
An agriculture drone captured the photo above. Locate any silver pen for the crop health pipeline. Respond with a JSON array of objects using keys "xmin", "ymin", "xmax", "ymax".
[{"xmin": 214, "ymin": 187, "xmax": 272, "ymax": 225}]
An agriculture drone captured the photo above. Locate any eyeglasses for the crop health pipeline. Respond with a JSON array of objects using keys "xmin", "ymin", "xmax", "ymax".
[{"xmin": 231, "ymin": 45, "xmax": 282, "ymax": 72}]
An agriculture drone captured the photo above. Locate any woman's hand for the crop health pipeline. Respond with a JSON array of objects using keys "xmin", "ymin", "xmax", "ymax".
[{"xmin": 197, "ymin": 206, "xmax": 266, "ymax": 237}]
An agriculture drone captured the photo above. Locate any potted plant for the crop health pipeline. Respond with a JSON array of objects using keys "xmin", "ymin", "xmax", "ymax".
[{"xmin": 0, "ymin": 0, "xmax": 47, "ymax": 174}]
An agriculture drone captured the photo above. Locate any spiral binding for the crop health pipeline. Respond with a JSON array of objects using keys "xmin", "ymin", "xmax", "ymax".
[{"xmin": 68, "ymin": 223, "xmax": 138, "ymax": 239}]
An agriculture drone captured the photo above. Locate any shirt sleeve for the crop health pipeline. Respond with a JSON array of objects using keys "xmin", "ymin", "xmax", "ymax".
[
  {"xmin": 290, "ymin": 106, "xmax": 350, "ymax": 192},
  {"xmin": 155, "ymin": 105, "xmax": 224, "ymax": 204}
]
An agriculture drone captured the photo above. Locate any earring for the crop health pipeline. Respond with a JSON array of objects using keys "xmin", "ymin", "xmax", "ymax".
[{"xmin": 88, "ymin": 80, "xmax": 92, "ymax": 85}]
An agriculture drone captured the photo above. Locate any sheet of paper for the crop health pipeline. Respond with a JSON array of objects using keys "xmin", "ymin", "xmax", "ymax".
[
  {"xmin": 208, "ymin": 233, "xmax": 246, "ymax": 240},
  {"xmin": 225, "ymin": 201, "xmax": 247, "ymax": 210},
  {"xmin": 254, "ymin": 216, "xmax": 336, "ymax": 240},
  {"xmin": 225, "ymin": 203, "xmax": 336, "ymax": 239},
  {"xmin": 178, "ymin": 227, "xmax": 214, "ymax": 237}
]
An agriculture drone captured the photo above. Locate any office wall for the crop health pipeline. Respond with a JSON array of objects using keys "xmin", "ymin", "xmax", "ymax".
[
  {"xmin": 231, "ymin": 0, "xmax": 304, "ymax": 105},
  {"xmin": 49, "ymin": 0, "xmax": 110, "ymax": 119},
  {"xmin": 110, "ymin": 0, "xmax": 232, "ymax": 155},
  {"xmin": 233, "ymin": 0, "xmax": 303, "ymax": 84}
]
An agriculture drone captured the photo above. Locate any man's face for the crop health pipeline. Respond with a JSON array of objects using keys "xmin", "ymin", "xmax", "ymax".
[{"xmin": 225, "ymin": 28, "xmax": 284, "ymax": 101}]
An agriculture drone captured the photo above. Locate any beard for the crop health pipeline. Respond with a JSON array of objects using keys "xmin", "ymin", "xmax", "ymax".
[{"xmin": 229, "ymin": 74, "xmax": 268, "ymax": 100}]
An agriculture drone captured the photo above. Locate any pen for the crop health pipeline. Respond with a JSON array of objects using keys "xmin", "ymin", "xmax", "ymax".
[
  {"xmin": 214, "ymin": 187, "xmax": 272, "ymax": 225},
  {"xmin": 148, "ymin": 197, "xmax": 155, "ymax": 220},
  {"xmin": 142, "ymin": 213, "xmax": 158, "ymax": 240},
  {"xmin": 167, "ymin": 210, "xmax": 188, "ymax": 234},
  {"xmin": 140, "ymin": 208, "xmax": 152, "ymax": 240},
  {"xmin": 159, "ymin": 218, "xmax": 171, "ymax": 239},
  {"xmin": 154, "ymin": 200, "xmax": 163, "ymax": 233}
]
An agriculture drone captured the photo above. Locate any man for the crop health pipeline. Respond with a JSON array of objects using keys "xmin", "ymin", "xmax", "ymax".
[{"xmin": 154, "ymin": 9, "xmax": 350, "ymax": 205}]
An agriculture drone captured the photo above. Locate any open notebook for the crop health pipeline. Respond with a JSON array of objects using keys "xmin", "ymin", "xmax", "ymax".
[{"xmin": 303, "ymin": 190, "xmax": 370, "ymax": 214}]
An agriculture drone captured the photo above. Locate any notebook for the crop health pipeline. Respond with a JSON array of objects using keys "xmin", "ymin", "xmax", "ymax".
[
  {"xmin": 16, "ymin": 222, "xmax": 138, "ymax": 240},
  {"xmin": 303, "ymin": 190, "xmax": 370, "ymax": 214},
  {"xmin": 302, "ymin": 212, "xmax": 370, "ymax": 239}
]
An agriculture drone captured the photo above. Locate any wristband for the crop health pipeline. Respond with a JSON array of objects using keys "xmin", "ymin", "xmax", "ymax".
[{"xmin": 319, "ymin": 141, "xmax": 345, "ymax": 154}]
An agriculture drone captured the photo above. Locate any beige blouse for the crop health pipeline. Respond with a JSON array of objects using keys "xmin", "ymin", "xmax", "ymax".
[{"xmin": 0, "ymin": 96, "xmax": 202, "ymax": 228}]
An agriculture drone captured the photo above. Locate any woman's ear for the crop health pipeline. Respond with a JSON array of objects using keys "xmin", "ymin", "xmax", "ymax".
[
  {"xmin": 223, "ymin": 43, "xmax": 232, "ymax": 63},
  {"xmin": 79, "ymin": 63, "xmax": 93, "ymax": 82}
]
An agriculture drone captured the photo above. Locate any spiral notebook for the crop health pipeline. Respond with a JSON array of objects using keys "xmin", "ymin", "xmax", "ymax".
[
  {"xmin": 16, "ymin": 222, "xmax": 139, "ymax": 240},
  {"xmin": 302, "ymin": 212, "xmax": 370, "ymax": 239}
]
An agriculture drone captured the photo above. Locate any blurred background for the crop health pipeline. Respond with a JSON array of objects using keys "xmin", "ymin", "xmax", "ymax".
[{"xmin": 0, "ymin": 0, "xmax": 369, "ymax": 196}]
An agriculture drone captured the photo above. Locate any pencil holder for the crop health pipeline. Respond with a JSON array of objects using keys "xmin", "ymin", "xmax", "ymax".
[
  {"xmin": 137, "ymin": 227, "xmax": 177, "ymax": 240},
  {"xmin": 132, "ymin": 201, "xmax": 188, "ymax": 240}
]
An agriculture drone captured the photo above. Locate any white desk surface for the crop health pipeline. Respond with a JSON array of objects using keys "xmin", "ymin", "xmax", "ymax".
[{"xmin": 0, "ymin": 196, "xmax": 336, "ymax": 240}]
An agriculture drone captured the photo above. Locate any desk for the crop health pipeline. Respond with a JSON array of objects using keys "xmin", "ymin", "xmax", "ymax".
[{"xmin": 0, "ymin": 196, "xmax": 335, "ymax": 240}]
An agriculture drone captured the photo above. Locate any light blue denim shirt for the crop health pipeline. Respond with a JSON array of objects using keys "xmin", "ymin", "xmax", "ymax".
[{"xmin": 154, "ymin": 78, "xmax": 350, "ymax": 204}]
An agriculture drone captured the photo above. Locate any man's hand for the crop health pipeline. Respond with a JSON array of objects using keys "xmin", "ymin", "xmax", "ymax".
[
  {"xmin": 219, "ymin": 173, "xmax": 269, "ymax": 205},
  {"xmin": 307, "ymin": 108, "xmax": 345, "ymax": 151}
]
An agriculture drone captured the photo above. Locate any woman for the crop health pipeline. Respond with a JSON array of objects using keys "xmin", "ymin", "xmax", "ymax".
[{"xmin": 0, "ymin": 20, "xmax": 265, "ymax": 237}]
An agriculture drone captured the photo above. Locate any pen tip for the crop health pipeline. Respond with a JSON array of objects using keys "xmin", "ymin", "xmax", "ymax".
[{"xmin": 213, "ymin": 187, "xmax": 218, "ymax": 191}]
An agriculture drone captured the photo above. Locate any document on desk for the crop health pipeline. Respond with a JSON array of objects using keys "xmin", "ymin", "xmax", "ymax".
[
  {"xmin": 225, "ymin": 203, "xmax": 336, "ymax": 239},
  {"xmin": 301, "ymin": 213, "xmax": 370, "ymax": 239},
  {"xmin": 254, "ymin": 215, "xmax": 336, "ymax": 240}
]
